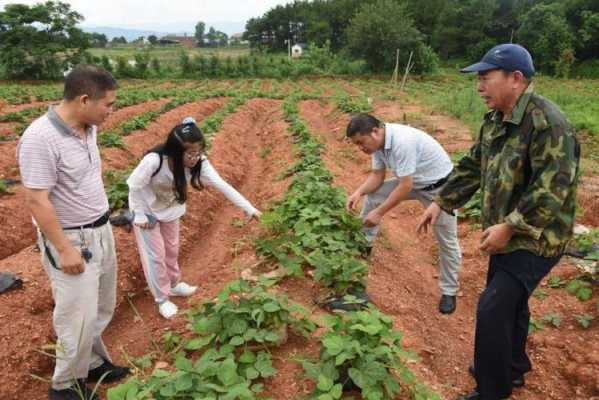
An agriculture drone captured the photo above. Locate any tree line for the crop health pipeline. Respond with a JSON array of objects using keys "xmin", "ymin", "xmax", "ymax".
[
  {"xmin": 1, "ymin": 0, "xmax": 598, "ymax": 79},
  {"xmin": 244, "ymin": 0, "xmax": 599, "ymax": 76}
]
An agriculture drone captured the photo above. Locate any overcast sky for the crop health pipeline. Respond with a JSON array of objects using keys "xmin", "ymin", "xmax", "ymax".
[{"xmin": 0, "ymin": 0, "xmax": 294, "ymax": 29}]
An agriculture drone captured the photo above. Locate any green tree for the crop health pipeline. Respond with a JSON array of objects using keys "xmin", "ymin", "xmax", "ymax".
[
  {"xmin": 346, "ymin": 0, "xmax": 437, "ymax": 73},
  {"xmin": 89, "ymin": 32, "xmax": 108, "ymax": 48},
  {"xmin": 563, "ymin": 0, "xmax": 599, "ymax": 60},
  {"xmin": 406, "ymin": 0, "xmax": 446, "ymax": 42},
  {"xmin": 205, "ymin": 26, "xmax": 217, "ymax": 47},
  {"xmin": 111, "ymin": 36, "xmax": 127, "ymax": 45},
  {"xmin": 0, "ymin": 1, "xmax": 89, "ymax": 79},
  {"xmin": 579, "ymin": 11, "xmax": 599, "ymax": 56},
  {"xmin": 215, "ymin": 30, "xmax": 228, "ymax": 47},
  {"xmin": 517, "ymin": 3, "xmax": 575, "ymax": 74},
  {"xmin": 195, "ymin": 21, "xmax": 205, "ymax": 47},
  {"xmin": 243, "ymin": 4, "xmax": 302, "ymax": 51},
  {"xmin": 147, "ymin": 34, "xmax": 158, "ymax": 45},
  {"xmin": 432, "ymin": 0, "xmax": 497, "ymax": 60}
]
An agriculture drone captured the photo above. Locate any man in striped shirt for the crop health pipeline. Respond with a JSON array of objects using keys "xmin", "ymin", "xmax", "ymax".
[{"xmin": 17, "ymin": 65, "xmax": 129, "ymax": 400}]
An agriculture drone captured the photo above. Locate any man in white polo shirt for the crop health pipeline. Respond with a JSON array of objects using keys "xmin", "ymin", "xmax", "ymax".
[
  {"xmin": 17, "ymin": 65, "xmax": 129, "ymax": 400},
  {"xmin": 346, "ymin": 113, "xmax": 462, "ymax": 314}
]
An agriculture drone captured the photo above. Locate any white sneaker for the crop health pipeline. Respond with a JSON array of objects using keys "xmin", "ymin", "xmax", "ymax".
[
  {"xmin": 158, "ymin": 300, "xmax": 178, "ymax": 319},
  {"xmin": 171, "ymin": 282, "xmax": 198, "ymax": 297}
]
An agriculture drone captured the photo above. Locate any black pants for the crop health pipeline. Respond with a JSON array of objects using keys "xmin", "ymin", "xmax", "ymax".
[{"xmin": 474, "ymin": 250, "xmax": 561, "ymax": 400}]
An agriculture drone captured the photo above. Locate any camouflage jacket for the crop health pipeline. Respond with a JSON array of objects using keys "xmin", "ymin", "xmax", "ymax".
[{"xmin": 435, "ymin": 84, "xmax": 580, "ymax": 257}]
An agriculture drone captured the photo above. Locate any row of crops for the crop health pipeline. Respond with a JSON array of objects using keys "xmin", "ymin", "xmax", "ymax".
[
  {"xmin": 3, "ymin": 77, "xmax": 596, "ymax": 398},
  {"xmin": 0, "ymin": 80, "xmax": 156, "ymax": 106},
  {"xmin": 106, "ymin": 93, "xmax": 440, "ymax": 400},
  {"xmin": 0, "ymin": 79, "xmax": 371, "ymax": 141}
]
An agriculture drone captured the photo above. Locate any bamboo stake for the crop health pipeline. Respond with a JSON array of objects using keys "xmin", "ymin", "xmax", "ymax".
[
  {"xmin": 391, "ymin": 48, "xmax": 400, "ymax": 85},
  {"xmin": 400, "ymin": 51, "xmax": 414, "ymax": 92}
]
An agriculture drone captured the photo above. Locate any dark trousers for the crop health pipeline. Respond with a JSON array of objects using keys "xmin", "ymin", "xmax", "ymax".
[{"xmin": 474, "ymin": 250, "xmax": 561, "ymax": 400}]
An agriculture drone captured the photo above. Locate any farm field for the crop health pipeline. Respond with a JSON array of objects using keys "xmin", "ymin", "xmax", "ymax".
[
  {"xmin": 0, "ymin": 76, "xmax": 597, "ymax": 400},
  {"xmin": 88, "ymin": 46, "xmax": 252, "ymax": 68}
]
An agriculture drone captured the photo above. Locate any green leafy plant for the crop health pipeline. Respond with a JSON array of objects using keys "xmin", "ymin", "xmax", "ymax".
[
  {"xmin": 162, "ymin": 331, "xmax": 182, "ymax": 353},
  {"xmin": 256, "ymin": 95, "xmax": 369, "ymax": 295},
  {"xmin": 104, "ymin": 169, "xmax": 131, "ymax": 210},
  {"xmin": 528, "ymin": 317, "xmax": 545, "ymax": 333},
  {"xmin": 334, "ymin": 92, "xmax": 373, "ymax": 114},
  {"xmin": 301, "ymin": 306, "xmax": 440, "ymax": 400},
  {"xmin": 575, "ymin": 314, "xmax": 594, "ymax": 329},
  {"xmin": 186, "ymin": 279, "xmax": 315, "ymax": 351},
  {"xmin": 565, "ymin": 278, "xmax": 593, "ymax": 301},
  {"xmin": 547, "ymin": 276, "xmax": 566, "ymax": 288},
  {"xmin": 540, "ymin": 312, "xmax": 562, "ymax": 328},
  {"xmin": 108, "ymin": 347, "xmax": 272, "ymax": 400},
  {"xmin": 459, "ymin": 190, "xmax": 481, "ymax": 222},
  {"xmin": 574, "ymin": 228, "xmax": 599, "ymax": 260},
  {"xmin": 0, "ymin": 180, "xmax": 11, "ymax": 195},
  {"xmin": 109, "ymin": 279, "xmax": 309, "ymax": 400},
  {"xmin": 533, "ymin": 288, "xmax": 549, "ymax": 301},
  {"xmin": 0, "ymin": 105, "xmax": 45, "ymax": 123},
  {"xmin": 98, "ymin": 131, "xmax": 125, "ymax": 148}
]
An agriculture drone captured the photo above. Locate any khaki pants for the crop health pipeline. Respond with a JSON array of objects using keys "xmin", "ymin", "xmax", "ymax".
[
  {"xmin": 38, "ymin": 223, "xmax": 117, "ymax": 390},
  {"xmin": 361, "ymin": 178, "xmax": 462, "ymax": 296}
]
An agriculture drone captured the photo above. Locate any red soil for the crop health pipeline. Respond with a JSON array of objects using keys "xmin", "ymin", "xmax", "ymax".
[{"xmin": 0, "ymin": 94, "xmax": 596, "ymax": 400}]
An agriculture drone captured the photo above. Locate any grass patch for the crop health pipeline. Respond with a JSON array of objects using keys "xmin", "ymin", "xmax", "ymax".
[{"xmin": 406, "ymin": 70, "xmax": 599, "ymax": 138}]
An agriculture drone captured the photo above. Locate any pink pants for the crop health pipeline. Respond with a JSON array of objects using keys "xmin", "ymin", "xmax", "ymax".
[{"xmin": 133, "ymin": 219, "xmax": 181, "ymax": 303}]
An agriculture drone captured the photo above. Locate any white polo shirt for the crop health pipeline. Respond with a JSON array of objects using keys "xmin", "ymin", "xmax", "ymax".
[{"xmin": 372, "ymin": 123, "xmax": 453, "ymax": 189}]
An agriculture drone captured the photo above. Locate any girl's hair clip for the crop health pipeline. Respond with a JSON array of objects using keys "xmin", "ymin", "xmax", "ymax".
[{"xmin": 182, "ymin": 116, "xmax": 196, "ymax": 125}]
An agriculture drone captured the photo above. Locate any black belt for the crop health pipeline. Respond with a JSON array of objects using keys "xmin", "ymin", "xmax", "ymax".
[
  {"xmin": 422, "ymin": 174, "xmax": 450, "ymax": 191},
  {"xmin": 63, "ymin": 211, "xmax": 110, "ymax": 230}
]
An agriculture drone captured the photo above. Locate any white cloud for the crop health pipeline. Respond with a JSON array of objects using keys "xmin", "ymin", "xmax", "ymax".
[{"xmin": 0, "ymin": 0, "xmax": 293, "ymax": 27}]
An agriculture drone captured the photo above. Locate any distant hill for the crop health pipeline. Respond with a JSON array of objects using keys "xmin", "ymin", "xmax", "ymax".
[
  {"xmin": 81, "ymin": 21, "xmax": 246, "ymax": 41},
  {"xmin": 81, "ymin": 26, "xmax": 164, "ymax": 41}
]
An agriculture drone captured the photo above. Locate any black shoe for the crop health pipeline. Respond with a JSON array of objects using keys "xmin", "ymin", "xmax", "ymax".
[
  {"xmin": 49, "ymin": 380, "xmax": 99, "ymax": 400},
  {"xmin": 457, "ymin": 390, "xmax": 480, "ymax": 400},
  {"xmin": 361, "ymin": 246, "xmax": 373, "ymax": 260},
  {"xmin": 321, "ymin": 288, "xmax": 371, "ymax": 312},
  {"xmin": 439, "ymin": 295, "xmax": 456, "ymax": 314},
  {"xmin": 87, "ymin": 359, "xmax": 130, "ymax": 383},
  {"xmin": 468, "ymin": 363, "xmax": 525, "ymax": 388}
]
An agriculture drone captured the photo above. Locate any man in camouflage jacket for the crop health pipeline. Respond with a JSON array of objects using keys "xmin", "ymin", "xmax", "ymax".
[{"xmin": 418, "ymin": 44, "xmax": 580, "ymax": 400}]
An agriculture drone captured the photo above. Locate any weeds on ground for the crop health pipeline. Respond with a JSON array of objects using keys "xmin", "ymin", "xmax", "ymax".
[
  {"xmin": 334, "ymin": 92, "xmax": 373, "ymax": 114},
  {"xmin": 0, "ymin": 180, "xmax": 11, "ymax": 195},
  {"xmin": 98, "ymin": 132, "xmax": 125, "ymax": 148}
]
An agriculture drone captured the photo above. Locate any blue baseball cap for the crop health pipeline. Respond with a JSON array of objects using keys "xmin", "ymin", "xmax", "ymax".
[{"xmin": 461, "ymin": 44, "xmax": 535, "ymax": 78}]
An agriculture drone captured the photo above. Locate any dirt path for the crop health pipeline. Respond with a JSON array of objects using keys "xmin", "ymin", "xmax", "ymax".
[{"xmin": 297, "ymin": 99, "xmax": 598, "ymax": 400}]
